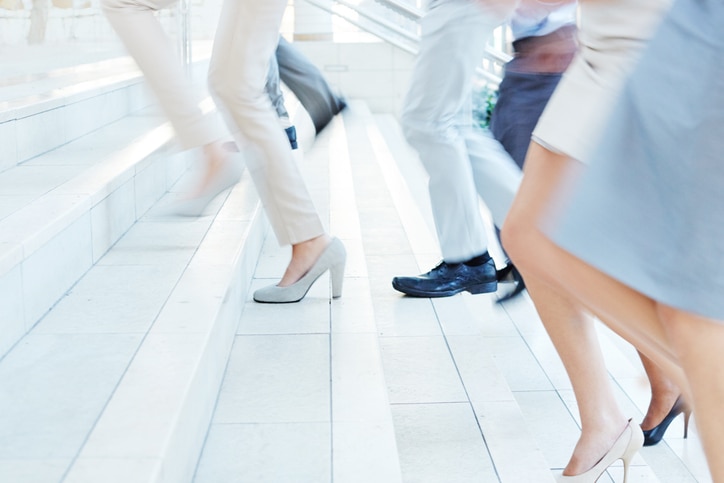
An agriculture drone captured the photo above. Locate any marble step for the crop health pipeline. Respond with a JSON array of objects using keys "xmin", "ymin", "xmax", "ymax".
[
  {"xmin": 349, "ymin": 103, "xmax": 555, "ymax": 482},
  {"xmin": 192, "ymin": 101, "xmax": 554, "ymax": 483},
  {"xmin": 0, "ymin": 58, "xmax": 328, "ymax": 482},
  {"xmin": 0, "ymin": 49, "xmax": 315, "ymax": 359},
  {"xmin": 0, "ymin": 161, "xmax": 266, "ymax": 483},
  {"xmin": 0, "ymin": 104, "xmax": 193, "ymax": 358},
  {"xmin": 0, "ymin": 54, "xmax": 154, "ymax": 170},
  {"xmin": 193, "ymin": 102, "xmax": 405, "ymax": 483},
  {"xmin": 371, "ymin": 111, "xmax": 707, "ymax": 482}
]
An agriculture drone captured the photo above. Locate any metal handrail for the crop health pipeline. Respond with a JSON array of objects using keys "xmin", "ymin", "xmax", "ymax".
[
  {"xmin": 302, "ymin": 0, "xmax": 509, "ymax": 85},
  {"xmin": 372, "ymin": 0, "xmax": 424, "ymax": 20},
  {"xmin": 334, "ymin": 0, "xmax": 419, "ymax": 43}
]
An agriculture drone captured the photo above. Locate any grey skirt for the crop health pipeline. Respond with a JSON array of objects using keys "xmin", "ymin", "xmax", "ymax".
[{"xmin": 548, "ymin": 0, "xmax": 724, "ymax": 320}]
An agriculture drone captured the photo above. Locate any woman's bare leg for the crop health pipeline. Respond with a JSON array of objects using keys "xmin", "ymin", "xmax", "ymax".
[
  {"xmin": 502, "ymin": 143, "xmax": 628, "ymax": 475},
  {"xmin": 660, "ymin": 307, "xmax": 724, "ymax": 481},
  {"xmin": 504, "ymin": 143, "xmax": 688, "ymax": 392},
  {"xmin": 504, "ymin": 142, "xmax": 724, "ymax": 478},
  {"xmin": 638, "ymin": 352, "xmax": 682, "ymax": 431}
]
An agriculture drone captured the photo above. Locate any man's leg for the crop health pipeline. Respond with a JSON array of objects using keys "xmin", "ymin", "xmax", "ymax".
[
  {"xmin": 264, "ymin": 50, "xmax": 298, "ymax": 149},
  {"xmin": 276, "ymin": 36, "xmax": 345, "ymax": 134},
  {"xmin": 392, "ymin": 0, "xmax": 514, "ymax": 297}
]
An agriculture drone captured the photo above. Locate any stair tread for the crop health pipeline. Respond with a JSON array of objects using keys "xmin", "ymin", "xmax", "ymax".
[
  {"xmin": 0, "ymin": 95, "xmax": 709, "ymax": 483},
  {"xmin": 0, "ymin": 161, "xmax": 262, "ymax": 483}
]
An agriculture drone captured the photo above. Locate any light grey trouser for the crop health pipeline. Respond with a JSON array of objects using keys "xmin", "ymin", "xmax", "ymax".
[
  {"xmin": 208, "ymin": 0, "xmax": 324, "ymax": 246},
  {"xmin": 402, "ymin": 0, "xmax": 522, "ymax": 263}
]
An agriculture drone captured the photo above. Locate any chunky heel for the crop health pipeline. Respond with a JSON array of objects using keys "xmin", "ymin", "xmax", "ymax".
[
  {"xmin": 254, "ymin": 237, "xmax": 346, "ymax": 303},
  {"xmin": 331, "ymin": 260, "xmax": 345, "ymax": 298},
  {"xmin": 467, "ymin": 281, "xmax": 497, "ymax": 294}
]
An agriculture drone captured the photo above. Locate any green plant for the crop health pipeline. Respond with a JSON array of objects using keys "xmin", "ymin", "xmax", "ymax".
[{"xmin": 473, "ymin": 84, "xmax": 499, "ymax": 129}]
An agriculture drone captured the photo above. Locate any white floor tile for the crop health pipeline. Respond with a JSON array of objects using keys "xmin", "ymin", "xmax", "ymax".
[
  {"xmin": 480, "ymin": 336, "xmax": 554, "ymax": 392},
  {"xmin": 446, "ymin": 335, "xmax": 515, "ymax": 404},
  {"xmin": 372, "ymin": 297, "xmax": 442, "ymax": 337},
  {"xmin": 513, "ymin": 390, "xmax": 583, "ymax": 470},
  {"xmin": 213, "ymin": 334, "xmax": 330, "ymax": 424},
  {"xmin": 22, "ymin": 213, "xmax": 93, "ymax": 327},
  {"xmin": 96, "ymin": 219, "xmax": 212, "ymax": 266},
  {"xmin": 333, "ymin": 421, "xmax": 402, "ymax": 483},
  {"xmin": 0, "ymin": 333, "xmax": 141, "ymax": 459},
  {"xmin": 330, "ymin": 279, "xmax": 377, "ymax": 334},
  {"xmin": 473, "ymin": 400, "xmax": 556, "ymax": 483},
  {"xmin": 433, "ymin": 294, "xmax": 515, "ymax": 337},
  {"xmin": 78, "ymin": 333, "xmax": 212, "ymax": 459},
  {"xmin": 194, "ymin": 423, "xmax": 330, "ymax": 483},
  {"xmin": 332, "ymin": 332, "xmax": 391, "ymax": 423},
  {"xmin": 380, "ymin": 336, "xmax": 467, "ymax": 404},
  {"xmin": 0, "ymin": 459, "xmax": 70, "ymax": 483},
  {"xmin": 391, "ymin": 402, "xmax": 498, "ymax": 483},
  {"xmin": 63, "ymin": 457, "xmax": 162, "ymax": 483},
  {"xmin": 238, "ymin": 283, "xmax": 331, "ymax": 335},
  {"xmin": 0, "ymin": 263, "xmax": 24, "ymax": 355},
  {"xmin": 35, "ymin": 265, "xmax": 181, "ymax": 334},
  {"xmin": 90, "ymin": 180, "xmax": 137, "ymax": 261}
]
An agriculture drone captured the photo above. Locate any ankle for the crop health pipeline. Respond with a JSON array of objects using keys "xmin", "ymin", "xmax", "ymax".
[
  {"xmin": 565, "ymin": 420, "xmax": 629, "ymax": 475},
  {"xmin": 463, "ymin": 251, "xmax": 492, "ymax": 267},
  {"xmin": 642, "ymin": 390, "xmax": 683, "ymax": 429}
]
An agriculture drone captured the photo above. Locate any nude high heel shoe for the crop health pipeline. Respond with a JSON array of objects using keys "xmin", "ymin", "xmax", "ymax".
[
  {"xmin": 557, "ymin": 419, "xmax": 643, "ymax": 483},
  {"xmin": 253, "ymin": 237, "xmax": 346, "ymax": 303}
]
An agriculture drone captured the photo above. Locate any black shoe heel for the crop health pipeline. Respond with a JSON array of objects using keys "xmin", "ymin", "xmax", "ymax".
[
  {"xmin": 467, "ymin": 281, "xmax": 498, "ymax": 294},
  {"xmin": 642, "ymin": 395, "xmax": 692, "ymax": 446},
  {"xmin": 495, "ymin": 263, "xmax": 526, "ymax": 303}
]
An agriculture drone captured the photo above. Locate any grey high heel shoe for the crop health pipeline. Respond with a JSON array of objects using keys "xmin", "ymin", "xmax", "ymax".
[{"xmin": 253, "ymin": 237, "xmax": 346, "ymax": 303}]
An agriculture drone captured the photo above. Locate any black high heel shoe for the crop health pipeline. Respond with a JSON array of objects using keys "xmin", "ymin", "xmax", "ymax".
[
  {"xmin": 495, "ymin": 262, "xmax": 526, "ymax": 303},
  {"xmin": 642, "ymin": 395, "xmax": 692, "ymax": 446}
]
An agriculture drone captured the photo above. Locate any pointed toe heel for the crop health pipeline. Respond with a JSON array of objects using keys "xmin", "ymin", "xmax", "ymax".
[
  {"xmin": 558, "ymin": 419, "xmax": 643, "ymax": 483},
  {"xmin": 253, "ymin": 238, "xmax": 346, "ymax": 303},
  {"xmin": 642, "ymin": 395, "xmax": 692, "ymax": 446}
]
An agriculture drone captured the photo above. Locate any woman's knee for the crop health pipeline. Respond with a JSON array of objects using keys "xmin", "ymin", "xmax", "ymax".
[{"xmin": 500, "ymin": 203, "xmax": 533, "ymax": 269}]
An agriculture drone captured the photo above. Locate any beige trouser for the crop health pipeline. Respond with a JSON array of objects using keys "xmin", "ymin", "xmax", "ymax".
[
  {"xmin": 208, "ymin": 0, "xmax": 324, "ymax": 246},
  {"xmin": 101, "ymin": 0, "xmax": 324, "ymax": 246},
  {"xmin": 101, "ymin": 0, "xmax": 223, "ymax": 149}
]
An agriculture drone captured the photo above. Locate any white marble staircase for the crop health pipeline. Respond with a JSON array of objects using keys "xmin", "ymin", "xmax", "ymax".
[
  {"xmin": 0, "ymin": 56, "xmax": 711, "ymax": 483},
  {"xmin": 0, "ymin": 54, "xmax": 270, "ymax": 483}
]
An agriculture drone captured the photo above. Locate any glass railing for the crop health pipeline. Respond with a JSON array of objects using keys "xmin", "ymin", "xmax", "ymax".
[
  {"xmin": 0, "ymin": 0, "xmax": 222, "ymax": 84},
  {"xmin": 0, "ymin": 0, "xmax": 511, "ymax": 103}
]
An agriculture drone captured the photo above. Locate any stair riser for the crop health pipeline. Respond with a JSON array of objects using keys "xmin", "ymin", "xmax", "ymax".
[
  {"xmin": 0, "ymin": 147, "xmax": 192, "ymax": 359},
  {"xmin": 1, "ymin": 80, "xmax": 152, "ymax": 172}
]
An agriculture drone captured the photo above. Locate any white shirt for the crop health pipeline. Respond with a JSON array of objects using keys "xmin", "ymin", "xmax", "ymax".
[{"xmin": 510, "ymin": 2, "xmax": 576, "ymax": 40}]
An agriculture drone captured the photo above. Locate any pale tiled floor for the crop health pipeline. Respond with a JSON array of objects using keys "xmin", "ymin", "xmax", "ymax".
[{"xmin": 192, "ymin": 104, "xmax": 712, "ymax": 482}]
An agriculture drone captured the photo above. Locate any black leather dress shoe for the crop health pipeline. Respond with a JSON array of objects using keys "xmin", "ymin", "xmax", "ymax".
[
  {"xmin": 392, "ymin": 258, "xmax": 497, "ymax": 297},
  {"xmin": 495, "ymin": 263, "xmax": 526, "ymax": 303}
]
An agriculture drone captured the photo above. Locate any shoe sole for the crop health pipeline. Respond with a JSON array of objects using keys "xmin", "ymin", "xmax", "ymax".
[{"xmin": 391, "ymin": 280, "xmax": 497, "ymax": 298}]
